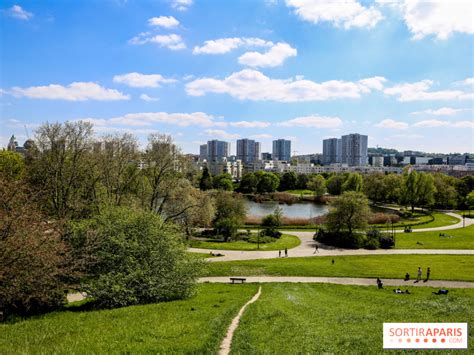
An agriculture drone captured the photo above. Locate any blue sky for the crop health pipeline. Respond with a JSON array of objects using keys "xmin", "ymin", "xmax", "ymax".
[{"xmin": 1, "ymin": 0, "xmax": 473, "ymax": 155}]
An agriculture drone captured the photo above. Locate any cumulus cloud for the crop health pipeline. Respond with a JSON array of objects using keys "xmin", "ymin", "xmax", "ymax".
[
  {"xmin": 193, "ymin": 37, "xmax": 273, "ymax": 55},
  {"xmin": 455, "ymin": 77, "xmax": 474, "ymax": 86},
  {"xmin": 375, "ymin": 119, "xmax": 408, "ymax": 130},
  {"xmin": 186, "ymin": 69, "xmax": 385, "ymax": 102},
  {"xmin": 129, "ymin": 33, "xmax": 186, "ymax": 50},
  {"xmin": 399, "ymin": 0, "xmax": 473, "ymax": 40},
  {"xmin": 413, "ymin": 119, "xmax": 474, "ymax": 128},
  {"xmin": 7, "ymin": 5, "xmax": 33, "ymax": 20},
  {"xmin": 238, "ymin": 42, "xmax": 297, "ymax": 68},
  {"xmin": 11, "ymin": 82, "xmax": 129, "ymax": 101},
  {"xmin": 148, "ymin": 16, "xmax": 179, "ymax": 28},
  {"xmin": 383, "ymin": 80, "xmax": 469, "ymax": 102},
  {"xmin": 113, "ymin": 72, "xmax": 177, "ymax": 88},
  {"xmin": 171, "ymin": 0, "xmax": 193, "ymax": 11},
  {"xmin": 229, "ymin": 121, "xmax": 271, "ymax": 128},
  {"xmin": 411, "ymin": 107, "xmax": 469, "ymax": 116},
  {"xmin": 140, "ymin": 94, "xmax": 159, "ymax": 102},
  {"xmin": 250, "ymin": 133, "xmax": 272, "ymax": 139},
  {"xmin": 279, "ymin": 115, "xmax": 343, "ymax": 128},
  {"xmin": 286, "ymin": 0, "xmax": 383, "ymax": 29},
  {"xmin": 203, "ymin": 129, "xmax": 240, "ymax": 139}
]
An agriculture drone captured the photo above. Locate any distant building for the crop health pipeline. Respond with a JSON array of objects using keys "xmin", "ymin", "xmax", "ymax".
[
  {"xmin": 236, "ymin": 138, "xmax": 261, "ymax": 164},
  {"xmin": 199, "ymin": 144, "xmax": 207, "ymax": 161},
  {"xmin": 272, "ymin": 139, "xmax": 291, "ymax": 161},
  {"xmin": 7, "ymin": 135, "xmax": 18, "ymax": 151},
  {"xmin": 448, "ymin": 155, "xmax": 467, "ymax": 165},
  {"xmin": 207, "ymin": 140, "xmax": 230, "ymax": 162},
  {"xmin": 341, "ymin": 133, "xmax": 368, "ymax": 166},
  {"xmin": 208, "ymin": 159, "xmax": 243, "ymax": 180},
  {"xmin": 371, "ymin": 156, "xmax": 383, "ymax": 167},
  {"xmin": 322, "ymin": 138, "xmax": 341, "ymax": 165},
  {"xmin": 261, "ymin": 152, "xmax": 272, "ymax": 160}
]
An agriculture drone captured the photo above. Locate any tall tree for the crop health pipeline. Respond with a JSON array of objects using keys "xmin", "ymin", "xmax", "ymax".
[
  {"xmin": 417, "ymin": 173, "xmax": 436, "ymax": 210},
  {"xmin": 0, "ymin": 150, "xmax": 25, "ymax": 180},
  {"xmin": 307, "ymin": 174, "xmax": 326, "ymax": 198},
  {"xmin": 238, "ymin": 173, "xmax": 257, "ymax": 193},
  {"xmin": 325, "ymin": 191, "xmax": 370, "ymax": 236},
  {"xmin": 28, "ymin": 121, "xmax": 96, "ymax": 218},
  {"xmin": 400, "ymin": 170, "xmax": 419, "ymax": 212},
  {"xmin": 326, "ymin": 174, "xmax": 346, "ymax": 195},
  {"xmin": 256, "ymin": 172, "xmax": 280, "ymax": 193},
  {"xmin": 278, "ymin": 172, "xmax": 297, "ymax": 191},
  {"xmin": 199, "ymin": 166, "xmax": 213, "ymax": 190},
  {"xmin": 342, "ymin": 172, "xmax": 363, "ymax": 192},
  {"xmin": 433, "ymin": 173, "xmax": 458, "ymax": 209},
  {"xmin": 212, "ymin": 173, "xmax": 233, "ymax": 191}
]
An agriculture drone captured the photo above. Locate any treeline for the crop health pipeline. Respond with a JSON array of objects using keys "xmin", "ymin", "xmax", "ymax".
[
  {"xmin": 0, "ymin": 121, "xmax": 221, "ymax": 318},
  {"xmin": 200, "ymin": 170, "xmax": 474, "ymax": 211}
]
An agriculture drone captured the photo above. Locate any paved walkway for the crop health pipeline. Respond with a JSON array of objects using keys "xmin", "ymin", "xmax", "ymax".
[
  {"xmin": 200, "ymin": 276, "xmax": 474, "ymax": 289},
  {"xmin": 189, "ymin": 212, "xmax": 474, "ymax": 262}
]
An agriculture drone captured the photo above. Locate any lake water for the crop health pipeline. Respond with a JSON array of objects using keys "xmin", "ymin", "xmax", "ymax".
[{"xmin": 245, "ymin": 200, "xmax": 329, "ymax": 218}]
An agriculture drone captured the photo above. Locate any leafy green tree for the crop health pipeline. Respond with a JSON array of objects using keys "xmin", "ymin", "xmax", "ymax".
[
  {"xmin": 363, "ymin": 173, "xmax": 385, "ymax": 203},
  {"xmin": 0, "ymin": 150, "xmax": 25, "ymax": 180},
  {"xmin": 68, "ymin": 206, "xmax": 203, "ymax": 308},
  {"xmin": 212, "ymin": 173, "xmax": 233, "ymax": 191},
  {"xmin": 383, "ymin": 173, "xmax": 403, "ymax": 203},
  {"xmin": 342, "ymin": 172, "xmax": 363, "ymax": 192},
  {"xmin": 238, "ymin": 173, "xmax": 258, "ymax": 193},
  {"xmin": 256, "ymin": 172, "xmax": 280, "ymax": 193},
  {"xmin": 456, "ymin": 176, "xmax": 474, "ymax": 209},
  {"xmin": 199, "ymin": 166, "xmax": 213, "ymax": 190},
  {"xmin": 212, "ymin": 191, "xmax": 247, "ymax": 241},
  {"xmin": 278, "ymin": 172, "xmax": 297, "ymax": 191},
  {"xmin": 296, "ymin": 173, "xmax": 309, "ymax": 190},
  {"xmin": 417, "ymin": 173, "xmax": 436, "ymax": 210},
  {"xmin": 307, "ymin": 174, "xmax": 326, "ymax": 198},
  {"xmin": 326, "ymin": 174, "xmax": 346, "ymax": 195},
  {"xmin": 466, "ymin": 191, "xmax": 474, "ymax": 212},
  {"xmin": 261, "ymin": 207, "xmax": 283, "ymax": 238},
  {"xmin": 433, "ymin": 173, "xmax": 458, "ymax": 209},
  {"xmin": 400, "ymin": 170, "xmax": 419, "ymax": 212},
  {"xmin": 326, "ymin": 191, "xmax": 370, "ymax": 236}
]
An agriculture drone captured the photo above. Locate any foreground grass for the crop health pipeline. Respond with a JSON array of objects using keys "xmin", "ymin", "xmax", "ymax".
[
  {"xmin": 395, "ymin": 224, "xmax": 474, "ymax": 249},
  {"xmin": 0, "ymin": 284, "xmax": 258, "ymax": 354},
  {"xmin": 206, "ymin": 254, "xmax": 474, "ymax": 281},
  {"xmin": 232, "ymin": 283, "xmax": 474, "ymax": 353},
  {"xmin": 189, "ymin": 234, "xmax": 300, "ymax": 251}
]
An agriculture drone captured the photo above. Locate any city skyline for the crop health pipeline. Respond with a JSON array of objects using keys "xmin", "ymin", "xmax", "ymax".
[{"xmin": 1, "ymin": 1, "xmax": 473, "ymax": 155}]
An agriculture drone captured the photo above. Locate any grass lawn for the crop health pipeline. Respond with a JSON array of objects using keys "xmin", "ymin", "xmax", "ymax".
[
  {"xmin": 395, "ymin": 224, "xmax": 474, "ymax": 249},
  {"xmin": 0, "ymin": 284, "xmax": 258, "ymax": 354},
  {"xmin": 206, "ymin": 254, "xmax": 474, "ymax": 281},
  {"xmin": 189, "ymin": 234, "xmax": 300, "ymax": 251},
  {"xmin": 373, "ymin": 212, "xmax": 459, "ymax": 230},
  {"xmin": 232, "ymin": 283, "xmax": 474, "ymax": 353}
]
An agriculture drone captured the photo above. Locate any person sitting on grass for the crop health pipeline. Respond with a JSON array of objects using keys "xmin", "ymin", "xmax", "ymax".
[
  {"xmin": 432, "ymin": 289, "xmax": 449, "ymax": 295},
  {"xmin": 393, "ymin": 288, "xmax": 411, "ymax": 294},
  {"xmin": 404, "ymin": 272, "xmax": 410, "ymax": 281}
]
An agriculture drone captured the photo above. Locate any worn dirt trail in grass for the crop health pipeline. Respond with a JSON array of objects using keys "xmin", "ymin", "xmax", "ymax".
[
  {"xmin": 200, "ymin": 277, "xmax": 474, "ymax": 289},
  {"xmin": 219, "ymin": 286, "xmax": 262, "ymax": 355}
]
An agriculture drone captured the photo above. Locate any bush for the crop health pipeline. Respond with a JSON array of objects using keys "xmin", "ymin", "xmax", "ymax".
[
  {"xmin": 364, "ymin": 237, "xmax": 380, "ymax": 250},
  {"xmin": 68, "ymin": 207, "xmax": 203, "ymax": 309},
  {"xmin": 379, "ymin": 235, "xmax": 395, "ymax": 249},
  {"xmin": 315, "ymin": 228, "xmax": 366, "ymax": 249},
  {"xmin": 368, "ymin": 213, "xmax": 401, "ymax": 225}
]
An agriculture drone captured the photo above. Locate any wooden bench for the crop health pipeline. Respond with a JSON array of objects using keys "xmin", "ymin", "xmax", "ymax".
[{"xmin": 230, "ymin": 277, "xmax": 246, "ymax": 284}]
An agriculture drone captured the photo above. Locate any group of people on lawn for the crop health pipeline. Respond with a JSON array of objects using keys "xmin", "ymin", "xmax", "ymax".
[{"xmin": 377, "ymin": 266, "xmax": 433, "ymax": 293}]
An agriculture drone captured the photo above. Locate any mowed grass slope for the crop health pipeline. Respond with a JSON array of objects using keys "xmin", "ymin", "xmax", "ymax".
[
  {"xmin": 395, "ymin": 224, "xmax": 474, "ymax": 249},
  {"xmin": 206, "ymin": 255, "xmax": 474, "ymax": 281},
  {"xmin": 0, "ymin": 284, "xmax": 258, "ymax": 354},
  {"xmin": 232, "ymin": 283, "xmax": 474, "ymax": 353},
  {"xmin": 190, "ymin": 234, "xmax": 300, "ymax": 251}
]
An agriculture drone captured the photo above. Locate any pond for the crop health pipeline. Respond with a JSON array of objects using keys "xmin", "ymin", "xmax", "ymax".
[{"xmin": 245, "ymin": 200, "xmax": 329, "ymax": 218}]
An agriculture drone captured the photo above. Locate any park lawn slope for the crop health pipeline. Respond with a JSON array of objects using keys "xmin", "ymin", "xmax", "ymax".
[
  {"xmin": 189, "ymin": 234, "xmax": 300, "ymax": 251},
  {"xmin": 395, "ymin": 224, "xmax": 474, "ymax": 249},
  {"xmin": 206, "ymin": 255, "xmax": 474, "ymax": 281},
  {"xmin": 231, "ymin": 283, "xmax": 474, "ymax": 353},
  {"xmin": 0, "ymin": 284, "xmax": 258, "ymax": 354}
]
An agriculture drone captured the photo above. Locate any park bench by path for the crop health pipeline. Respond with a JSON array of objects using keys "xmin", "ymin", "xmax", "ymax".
[{"xmin": 230, "ymin": 277, "xmax": 246, "ymax": 284}]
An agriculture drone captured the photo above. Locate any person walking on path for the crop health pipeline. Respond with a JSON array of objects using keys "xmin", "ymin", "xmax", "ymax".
[
  {"xmin": 284, "ymin": 248, "xmax": 288, "ymax": 257},
  {"xmin": 314, "ymin": 244, "xmax": 319, "ymax": 254},
  {"xmin": 279, "ymin": 250, "xmax": 281, "ymax": 258},
  {"xmin": 415, "ymin": 267, "xmax": 422, "ymax": 283},
  {"xmin": 424, "ymin": 267, "xmax": 431, "ymax": 282},
  {"xmin": 377, "ymin": 278, "xmax": 383, "ymax": 289}
]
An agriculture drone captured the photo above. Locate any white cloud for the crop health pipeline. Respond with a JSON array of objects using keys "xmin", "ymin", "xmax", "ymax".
[
  {"xmin": 250, "ymin": 133, "xmax": 272, "ymax": 139},
  {"xmin": 455, "ymin": 77, "xmax": 474, "ymax": 86},
  {"xmin": 286, "ymin": 0, "xmax": 383, "ymax": 29},
  {"xmin": 358, "ymin": 76, "xmax": 387, "ymax": 91},
  {"xmin": 229, "ymin": 121, "xmax": 271, "ymax": 128},
  {"xmin": 411, "ymin": 107, "xmax": 469, "ymax": 116},
  {"xmin": 186, "ymin": 69, "xmax": 384, "ymax": 102},
  {"xmin": 400, "ymin": 0, "xmax": 474, "ymax": 40},
  {"xmin": 129, "ymin": 33, "xmax": 186, "ymax": 50},
  {"xmin": 140, "ymin": 94, "xmax": 159, "ymax": 102},
  {"xmin": 279, "ymin": 115, "xmax": 343, "ymax": 128},
  {"xmin": 203, "ymin": 129, "xmax": 240, "ymax": 139},
  {"xmin": 113, "ymin": 72, "xmax": 177, "ymax": 88},
  {"xmin": 193, "ymin": 37, "xmax": 273, "ymax": 55},
  {"xmin": 7, "ymin": 5, "xmax": 33, "ymax": 20},
  {"xmin": 107, "ymin": 112, "xmax": 217, "ymax": 127},
  {"xmin": 171, "ymin": 0, "xmax": 193, "ymax": 11},
  {"xmin": 384, "ymin": 80, "xmax": 468, "ymax": 102},
  {"xmin": 375, "ymin": 119, "xmax": 408, "ymax": 130},
  {"xmin": 148, "ymin": 16, "xmax": 179, "ymax": 28},
  {"xmin": 413, "ymin": 119, "xmax": 474, "ymax": 128},
  {"xmin": 11, "ymin": 82, "xmax": 129, "ymax": 101},
  {"xmin": 238, "ymin": 42, "xmax": 297, "ymax": 68}
]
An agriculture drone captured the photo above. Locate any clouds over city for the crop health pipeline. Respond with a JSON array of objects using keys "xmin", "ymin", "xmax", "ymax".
[{"xmin": 113, "ymin": 72, "xmax": 177, "ymax": 88}]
